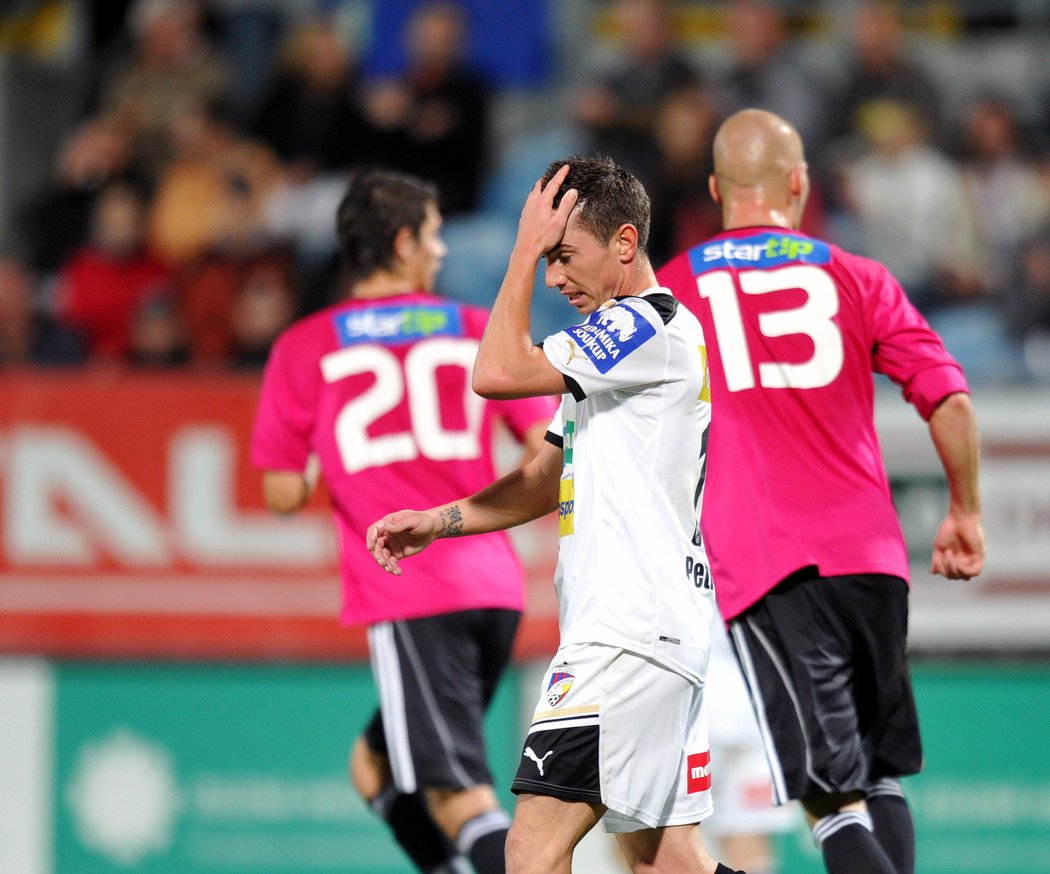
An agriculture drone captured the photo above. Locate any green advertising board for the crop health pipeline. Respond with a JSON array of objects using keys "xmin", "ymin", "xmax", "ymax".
[
  {"xmin": 44, "ymin": 661, "xmax": 1050, "ymax": 873},
  {"xmin": 53, "ymin": 663, "xmax": 520, "ymax": 873}
]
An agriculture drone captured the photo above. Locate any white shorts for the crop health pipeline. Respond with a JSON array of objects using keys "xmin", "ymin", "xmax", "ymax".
[{"xmin": 511, "ymin": 642, "xmax": 713, "ymax": 832}]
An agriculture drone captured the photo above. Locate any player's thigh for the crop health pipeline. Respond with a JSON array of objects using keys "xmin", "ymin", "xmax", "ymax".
[
  {"xmin": 506, "ymin": 792, "xmax": 604, "ymax": 874},
  {"xmin": 839, "ymin": 574, "xmax": 922, "ymax": 779},
  {"xmin": 367, "ymin": 611, "xmax": 506, "ymax": 792},
  {"xmin": 730, "ymin": 571, "xmax": 919, "ymax": 802},
  {"xmin": 729, "ymin": 574, "xmax": 864, "ymax": 802}
]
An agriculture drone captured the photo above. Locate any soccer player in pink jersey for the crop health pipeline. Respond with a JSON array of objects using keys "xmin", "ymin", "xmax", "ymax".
[
  {"xmin": 252, "ymin": 170, "xmax": 554, "ymax": 874},
  {"xmin": 657, "ymin": 109, "xmax": 986, "ymax": 874}
]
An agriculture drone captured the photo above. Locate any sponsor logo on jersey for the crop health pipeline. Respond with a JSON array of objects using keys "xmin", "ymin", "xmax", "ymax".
[
  {"xmin": 698, "ymin": 344, "xmax": 710, "ymax": 403},
  {"xmin": 558, "ymin": 478, "xmax": 574, "ymax": 537},
  {"xmin": 686, "ymin": 751, "xmax": 712, "ymax": 794},
  {"xmin": 559, "ymin": 417, "xmax": 575, "ymax": 536},
  {"xmin": 689, "ymin": 232, "xmax": 831, "ymax": 274},
  {"xmin": 546, "ymin": 665, "xmax": 575, "ymax": 706},
  {"xmin": 333, "ymin": 304, "xmax": 463, "ymax": 346},
  {"xmin": 523, "ymin": 746, "xmax": 554, "ymax": 776},
  {"xmin": 563, "ymin": 302, "xmax": 656, "ymax": 373}
]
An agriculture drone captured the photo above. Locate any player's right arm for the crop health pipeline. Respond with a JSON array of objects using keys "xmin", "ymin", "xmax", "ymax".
[
  {"xmin": 367, "ymin": 438, "xmax": 561, "ymax": 575},
  {"xmin": 927, "ymin": 391, "xmax": 985, "ymax": 580}
]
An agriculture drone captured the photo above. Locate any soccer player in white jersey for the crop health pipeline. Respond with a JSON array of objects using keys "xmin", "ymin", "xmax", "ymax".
[{"xmin": 368, "ymin": 157, "xmax": 746, "ymax": 874}]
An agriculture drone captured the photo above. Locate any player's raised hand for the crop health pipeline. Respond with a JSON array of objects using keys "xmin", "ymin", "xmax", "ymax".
[
  {"xmin": 366, "ymin": 510, "xmax": 439, "ymax": 576},
  {"xmin": 930, "ymin": 513, "xmax": 986, "ymax": 580},
  {"xmin": 514, "ymin": 163, "xmax": 579, "ymax": 259}
]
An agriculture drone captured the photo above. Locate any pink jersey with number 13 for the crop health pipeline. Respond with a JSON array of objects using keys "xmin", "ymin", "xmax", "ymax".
[
  {"xmin": 658, "ymin": 228, "xmax": 968, "ymax": 622},
  {"xmin": 252, "ymin": 292, "xmax": 556, "ymax": 627}
]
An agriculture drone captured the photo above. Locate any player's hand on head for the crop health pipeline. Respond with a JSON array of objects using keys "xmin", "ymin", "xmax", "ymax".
[
  {"xmin": 515, "ymin": 163, "xmax": 579, "ymax": 258},
  {"xmin": 930, "ymin": 513, "xmax": 986, "ymax": 580},
  {"xmin": 366, "ymin": 511, "xmax": 438, "ymax": 576}
]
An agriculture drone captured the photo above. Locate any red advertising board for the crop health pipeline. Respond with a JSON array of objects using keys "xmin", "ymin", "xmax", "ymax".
[{"xmin": 0, "ymin": 371, "xmax": 559, "ymax": 660}]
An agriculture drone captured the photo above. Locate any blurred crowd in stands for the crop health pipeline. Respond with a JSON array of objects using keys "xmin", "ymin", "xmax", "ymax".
[{"xmin": 2, "ymin": 0, "xmax": 1050, "ymax": 382}]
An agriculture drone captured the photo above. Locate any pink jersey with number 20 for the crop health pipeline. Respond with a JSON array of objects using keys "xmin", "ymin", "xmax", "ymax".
[{"xmin": 252, "ymin": 292, "xmax": 556, "ymax": 626}]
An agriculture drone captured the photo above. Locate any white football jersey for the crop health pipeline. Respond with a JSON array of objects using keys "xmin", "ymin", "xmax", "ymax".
[{"xmin": 541, "ymin": 288, "xmax": 716, "ymax": 684}]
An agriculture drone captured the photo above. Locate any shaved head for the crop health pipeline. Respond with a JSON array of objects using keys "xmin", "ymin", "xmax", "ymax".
[{"xmin": 709, "ymin": 108, "xmax": 809, "ymax": 229}]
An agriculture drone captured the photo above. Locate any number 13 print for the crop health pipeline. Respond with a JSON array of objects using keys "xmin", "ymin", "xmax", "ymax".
[{"xmin": 697, "ymin": 264, "xmax": 844, "ymax": 392}]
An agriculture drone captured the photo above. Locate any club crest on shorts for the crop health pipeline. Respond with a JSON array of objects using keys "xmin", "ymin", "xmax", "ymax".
[{"xmin": 546, "ymin": 664, "xmax": 575, "ymax": 707}]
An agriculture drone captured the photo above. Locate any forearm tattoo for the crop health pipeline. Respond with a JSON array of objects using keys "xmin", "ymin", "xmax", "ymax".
[{"xmin": 439, "ymin": 505, "xmax": 464, "ymax": 537}]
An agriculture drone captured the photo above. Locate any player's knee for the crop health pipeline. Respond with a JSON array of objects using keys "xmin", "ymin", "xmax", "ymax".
[
  {"xmin": 349, "ymin": 736, "xmax": 388, "ymax": 801},
  {"xmin": 425, "ymin": 784, "xmax": 500, "ymax": 840},
  {"xmin": 505, "ymin": 817, "xmax": 549, "ymax": 874},
  {"xmin": 802, "ymin": 789, "xmax": 866, "ymax": 823}
]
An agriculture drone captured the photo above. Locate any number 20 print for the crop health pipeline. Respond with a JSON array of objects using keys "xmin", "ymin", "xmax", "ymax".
[{"xmin": 321, "ymin": 338, "xmax": 484, "ymax": 473}]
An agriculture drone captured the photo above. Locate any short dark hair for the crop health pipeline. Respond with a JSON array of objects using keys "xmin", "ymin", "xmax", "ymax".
[
  {"xmin": 336, "ymin": 169, "xmax": 439, "ymax": 283},
  {"xmin": 541, "ymin": 155, "xmax": 651, "ymax": 251}
]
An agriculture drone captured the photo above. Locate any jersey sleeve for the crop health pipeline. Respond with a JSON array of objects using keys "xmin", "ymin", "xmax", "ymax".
[
  {"xmin": 544, "ymin": 399, "xmax": 564, "ymax": 447},
  {"xmin": 250, "ymin": 330, "xmax": 319, "ymax": 471},
  {"xmin": 541, "ymin": 298, "xmax": 668, "ymax": 400},
  {"xmin": 865, "ymin": 260, "xmax": 969, "ymax": 420}
]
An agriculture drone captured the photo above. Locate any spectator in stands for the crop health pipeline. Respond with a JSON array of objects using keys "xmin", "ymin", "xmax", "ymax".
[
  {"xmin": 714, "ymin": 0, "xmax": 830, "ymax": 154},
  {"xmin": 18, "ymin": 114, "xmax": 138, "ymax": 277},
  {"xmin": 646, "ymin": 86, "xmax": 722, "ymax": 266},
  {"xmin": 359, "ymin": 1, "xmax": 492, "ymax": 215},
  {"xmin": 227, "ymin": 247, "xmax": 298, "ymax": 369},
  {"xmin": 573, "ymin": 0, "xmax": 701, "ymax": 188},
  {"xmin": 148, "ymin": 96, "xmax": 280, "ymax": 268},
  {"xmin": 1014, "ymin": 225, "xmax": 1050, "ymax": 376},
  {"xmin": 0, "ymin": 254, "xmax": 84, "ymax": 367},
  {"xmin": 95, "ymin": 0, "xmax": 231, "ymax": 183},
  {"xmin": 826, "ymin": 1, "xmax": 945, "ymax": 157},
  {"xmin": 55, "ymin": 181, "xmax": 171, "ymax": 361},
  {"xmin": 177, "ymin": 243, "xmax": 299, "ymax": 367},
  {"xmin": 126, "ymin": 291, "xmax": 189, "ymax": 368},
  {"xmin": 835, "ymin": 98, "xmax": 981, "ymax": 312},
  {"xmin": 251, "ymin": 14, "xmax": 369, "ymax": 181},
  {"xmin": 958, "ymin": 94, "xmax": 1050, "ymax": 305}
]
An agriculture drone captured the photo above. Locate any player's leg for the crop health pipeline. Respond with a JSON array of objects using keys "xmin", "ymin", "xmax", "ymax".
[
  {"xmin": 349, "ymin": 724, "xmax": 465, "ymax": 874},
  {"xmin": 728, "ymin": 572, "xmax": 919, "ymax": 874},
  {"xmin": 616, "ymin": 824, "xmax": 752, "ymax": 874},
  {"xmin": 865, "ymin": 779, "xmax": 915, "ymax": 874},
  {"xmin": 374, "ymin": 612, "xmax": 517, "ymax": 874},
  {"xmin": 851, "ymin": 574, "xmax": 922, "ymax": 874},
  {"xmin": 604, "ymin": 653, "xmax": 743, "ymax": 874},
  {"xmin": 427, "ymin": 608, "xmax": 522, "ymax": 873},
  {"xmin": 803, "ymin": 791, "xmax": 894, "ymax": 874},
  {"xmin": 505, "ymin": 792, "xmax": 604, "ymax": 874},
  {"xmin": 705, "ymin": 615, "xmax": 797, "ymax": 873}
]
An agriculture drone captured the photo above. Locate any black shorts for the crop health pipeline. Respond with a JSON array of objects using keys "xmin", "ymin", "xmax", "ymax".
[
  {"xmin": 729, "ymin": 571, "xmax": 922, "ymax": 804},
  {"xmin": 363, "ymin": 608, "xmax": 520, "ymax": 793}
]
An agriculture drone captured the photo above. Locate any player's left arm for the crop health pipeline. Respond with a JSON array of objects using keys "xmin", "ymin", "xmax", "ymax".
[
  {"xmin": 368, "ymin": 438, "xmax": 561, "ymax": 575},
  {"xmin": 927, "ymin": 391, "xmax": 985, "ymax": 580},
  {"xmin": 262, "ymin": 455, "xmax": 320, "ymax": 515},
  {"xmin": 472, "ymin": 166, "xmax": 577, "ymax": 399}
]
